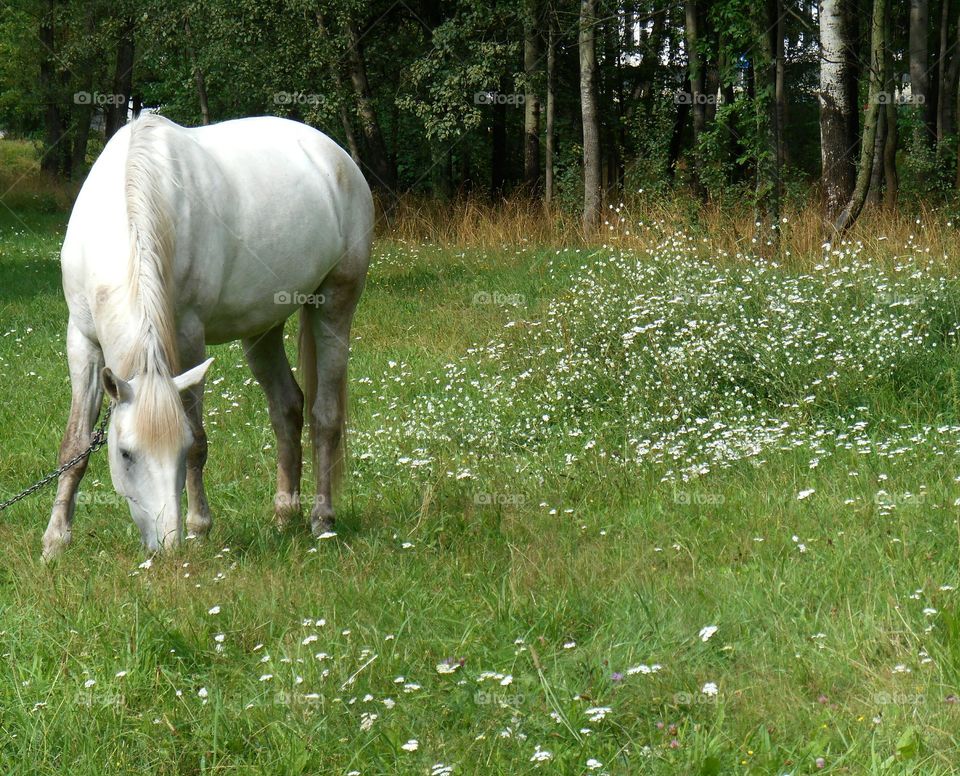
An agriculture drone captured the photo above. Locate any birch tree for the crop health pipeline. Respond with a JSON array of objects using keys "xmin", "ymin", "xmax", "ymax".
[
  {"xmin": 818, "ymin": 0, "xmax": 855, "ymax": 220},
  {"xmin": 580, "ymin": 0, "xmax": 601, "ymax": 233}
]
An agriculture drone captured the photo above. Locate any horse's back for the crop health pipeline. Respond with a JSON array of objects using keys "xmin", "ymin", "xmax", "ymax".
[
  {"xmin": 194, "ymin": 117, "xmax": 368, "ymax": 204},
  {"xmin": 63, "ymin": 114, "xmax": 373, "ymax": 346}
]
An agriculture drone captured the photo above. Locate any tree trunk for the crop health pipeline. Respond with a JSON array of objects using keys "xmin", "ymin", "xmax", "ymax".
[
  {"xmin": 545, "ymin": 6, "xmax": 556, "ymax": 207},
  {"xmin": 833, "ymin": 0, "xmax": 887, "ymax": 233},
  {"xmin": 67, "ymin": 7, "xmax": 96, "ymax": 180},
  {"xmin": 684, "ymin": 0, "xmax": 706, "ymax": 197},
  {"xmin": 667, "ymin": 102, "xmax": 691, "ymax": 180},
  {"xmin": 106, "ymin": 19, "xmax": 134, "ymax": 140},
  {"xmin": 344, "ymin": 19, "xmax": 396, "ymax": 193},
  {"xmin": 70, "ymin": 80, "xmax": 93, "ymax": 180},
  {"xmin": 909, "ymin": 0, "xmax": 933, "ymax": 143},
  {"xmin": 844, "ymin": 1, "xmax": 861, "ymax": 153},
  {"xmin": 609, "ymin": 8, "xmax": 625, "ymax": 196},
  {"xmin": 936, "ymin": 0, "xmax": 959, "ymax": 142},
  {"xmin": 935, "ymin": 0, "xmax": 948, "ymax": 142},
  {"xmin": 184, "ymin": 19, "xmax": 210, "ymax": 126},
  {"xmin": 39, "ymin": 0, "xmax": 61, "ymax": 176},
  {"xmin": 819, "ymin": 0, "xmax": 856, "ymax": 220},
  {"xmin": 775, "ymin": 6, "xmax": 787, "ymax": 171},
  {"xmin": 460, "ymin": 140, "xmax": 472, "ymax": 193},
  {"xmin": 624, "ymin": 7, "xmax": 665, "ymax": 117},
  {"xmin": 717, "ymin": 40, "xmax": 745, "ymax": 183},
  {"xmin": 491, "ymin": 75, "xmax": 507, "ymax": 194},
  {"xmin": 338, "ymin": 99, "xmax": 362, "ymax": 164},
  {"xmin": 580, "ymin": 0, "xmax": 601, "ymax": 234},
  {"xmin": 316, "ymin": 13, "xmax": 361, "ymax": 164},
  {"xmin": 867, "ymin": 106, "xmax": 885, "ymax": 205},
  {"xmin": 756, "ymin": 0, "xmax": 782, "ymax": 233},
  {"xmin": 523, "ymin": 0, "xmax": 542, "ymax": 193},
  {"xmin": 882, "ymin": 0, "xmax": 898, "ymax": 209},
  {"xmin": 883, "ymin": 96, "xmax": 898, "ymax": 209}
]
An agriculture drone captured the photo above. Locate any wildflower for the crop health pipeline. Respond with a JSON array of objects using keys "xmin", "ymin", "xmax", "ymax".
[
  {"xmin": 530, "ymin": 745, "xmax": 553, "ymax": 762},
  {"xmin": 699, "ymin": 625, "xmax": 718, "ymax": 642},
  {"xmin": 586, "ymin": 707, "xmax": 612, "ymax": 722}
]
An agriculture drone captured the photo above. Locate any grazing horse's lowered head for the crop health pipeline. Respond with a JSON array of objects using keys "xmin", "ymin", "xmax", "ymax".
[{"xmin": 100, "ymin": 358, "xmax": 212, "ymax": 551}]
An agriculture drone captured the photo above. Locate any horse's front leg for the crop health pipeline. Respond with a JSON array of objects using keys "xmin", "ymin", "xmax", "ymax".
[
  {"xmin": 42, "ymin": 323, "xmax": 104, "ymax": 560},
  {"xmin": 179, "ymin": 330, "xmax": 213, "ymax": 539}
]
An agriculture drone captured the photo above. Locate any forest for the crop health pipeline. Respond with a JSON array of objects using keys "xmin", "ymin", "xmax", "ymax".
[{"xmin": 2, "ymin": 0, "xmax": 958, "ymax": 235}]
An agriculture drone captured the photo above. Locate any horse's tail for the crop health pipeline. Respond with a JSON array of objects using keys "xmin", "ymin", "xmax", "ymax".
[
  {"xmin": 332, "ymin": 366, "xmax": 347, "ymax": 497},
  {"xmin": 297, "ymin": 306, "xmax": 347, "ymax": 497}
]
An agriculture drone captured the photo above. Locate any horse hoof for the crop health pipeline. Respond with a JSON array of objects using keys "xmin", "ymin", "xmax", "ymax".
[
  {"xmin": 311, "ymin": 516, "xmax": 336, "ymax": 539},
  {"xmin": 185, "ymin": 514, "xmax": 212, "ymax": 540},
  {"xmin": 42, "ymin": 530, "xmax": 71, "ymax": 562},
  {"xmin": 274, "ymin": 511, "xmax": 296, "ymax": 531}
]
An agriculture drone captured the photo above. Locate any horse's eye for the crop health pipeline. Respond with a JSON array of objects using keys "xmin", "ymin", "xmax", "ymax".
[{"xmin": 120, "ymin": 449, "xmax": 134, "ymax": 463}]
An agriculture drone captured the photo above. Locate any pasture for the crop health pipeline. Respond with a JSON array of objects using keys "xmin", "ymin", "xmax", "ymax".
[{"xmin": 3, "ymin": 191, "xmax": 960, "ymax": 774}]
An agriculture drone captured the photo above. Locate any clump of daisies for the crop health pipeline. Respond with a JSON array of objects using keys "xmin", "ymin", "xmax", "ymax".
[{"xmin": 353, "ymin": 239, "xmax": 960, "ymax": 485}]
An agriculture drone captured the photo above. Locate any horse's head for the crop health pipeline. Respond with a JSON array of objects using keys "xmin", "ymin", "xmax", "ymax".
[{"xmin": 100, "ymin": 358, "xmax": 213, "ymax": 551}]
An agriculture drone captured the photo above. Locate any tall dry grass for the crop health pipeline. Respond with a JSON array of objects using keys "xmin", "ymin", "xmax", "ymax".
[
  {"xmin": 0, "ymin": 139, "xmax": 78, "ymax": 215},
  {"xmin": 380, "ymin": 190, "xmax": 960, "ymax": 271}
]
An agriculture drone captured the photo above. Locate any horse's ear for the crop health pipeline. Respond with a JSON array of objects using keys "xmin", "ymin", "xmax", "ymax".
[
  {"xmin": 102, "ymin": 367, "xmax": 134, "ymax": 404},
  {"xmin": 173, "ymin": 357, "xmax": 214, "ymax": 393}
]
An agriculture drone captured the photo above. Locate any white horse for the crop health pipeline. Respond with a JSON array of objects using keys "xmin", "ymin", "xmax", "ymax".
[{"xmin": 42, "ymin": 113, "xmax": 373, "ymax": 558}]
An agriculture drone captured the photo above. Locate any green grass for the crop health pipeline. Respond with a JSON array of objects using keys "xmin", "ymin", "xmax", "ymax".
[{"xmin": 4, "ymin": 203, "xmax": 960, "ymax": 775}]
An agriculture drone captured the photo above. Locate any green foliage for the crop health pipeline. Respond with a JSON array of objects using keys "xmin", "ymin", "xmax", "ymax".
[
  {"xmin": 397, "ymin": 2, "xmax": 520, "ymax": 144},
  {"xmin": 899, "ymin": 117, "xmax": 955, "ymax": 198},
  {"xmin": 0, "ymin": 4, "xmax": 41, "ymax": 136},
  {"xmin": 550, "ymin": 141, "xmax": 585, "ymax": 213}
]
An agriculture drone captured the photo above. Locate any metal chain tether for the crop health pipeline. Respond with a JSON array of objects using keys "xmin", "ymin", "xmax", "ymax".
[{"xmin": 0, "ymin": 403, "xmax": 112, "ymax": 512}]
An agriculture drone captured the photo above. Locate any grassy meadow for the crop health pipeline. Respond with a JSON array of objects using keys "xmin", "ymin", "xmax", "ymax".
[{"xmin": 4, "ymin": 147, "xmax": 960, "ymax": 774}]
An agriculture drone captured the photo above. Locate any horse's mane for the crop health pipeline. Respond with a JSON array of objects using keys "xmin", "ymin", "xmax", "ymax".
[{"xmin": 120, "ymin": 113, "xmax": 185, "ymax": 450}]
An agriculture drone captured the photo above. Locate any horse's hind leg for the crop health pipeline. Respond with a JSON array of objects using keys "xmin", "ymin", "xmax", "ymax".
[
  {"xmin": 243, "ymin": 324, "xmax": 304, "ymax": 528},
  {"xmin": 42, "ymin": 322, "xmax": 104, "ymax": 560},
  {"xmin": 303, "ymin": 261, "xmax": 367, "ymax": 537}
]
